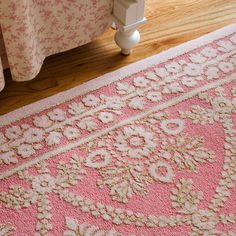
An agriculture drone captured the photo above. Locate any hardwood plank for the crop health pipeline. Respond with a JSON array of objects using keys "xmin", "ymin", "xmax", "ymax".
[{"xmin": 0, "ymin": 0, "xmax": 235, "ymax": 115}]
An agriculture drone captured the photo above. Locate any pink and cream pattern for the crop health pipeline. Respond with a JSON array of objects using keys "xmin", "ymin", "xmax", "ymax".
[
  {"xmin": 0, "ymin": 0, "xmax": 113, "ymax": 91},
  {"xmin": 0, "ymin": 24, "xmax": 236, "ymax": 235}
]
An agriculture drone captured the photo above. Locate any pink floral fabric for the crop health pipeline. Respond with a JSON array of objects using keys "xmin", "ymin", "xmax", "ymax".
[
  {"xmin": 0, "ymin": 24, "xmax": 236, "ymax": 236},
  {"xmin": 0, "ymin": 0, "xmax": 113, "ymax": 91}
]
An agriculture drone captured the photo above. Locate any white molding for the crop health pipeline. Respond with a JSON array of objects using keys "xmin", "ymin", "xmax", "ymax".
[
  {"xmin": 112, "ymin": 15, "xmax": 147, "ymax": 32},
  {"xmin": 112, "ymin": 0, "xmax": 146, "ymax": 55}
]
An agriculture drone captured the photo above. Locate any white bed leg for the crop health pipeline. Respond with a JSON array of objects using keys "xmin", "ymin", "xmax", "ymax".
[
  {"xmin": 112, "ymin": 0, "xmax": 146, "ymax": 55},
  {"xmin": 115, "ymin": 29, "xmax": 140, "ymax": 55}
]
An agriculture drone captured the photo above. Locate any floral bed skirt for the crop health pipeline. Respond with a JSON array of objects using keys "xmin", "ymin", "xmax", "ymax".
[{"xmin": 0, "ymin": 0, "xmax": 113, "ymax": 91}]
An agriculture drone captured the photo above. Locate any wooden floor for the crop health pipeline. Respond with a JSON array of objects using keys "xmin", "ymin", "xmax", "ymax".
[{"xmin": 0, "ymin": 0, "xmax": 236, "ymax": 115}]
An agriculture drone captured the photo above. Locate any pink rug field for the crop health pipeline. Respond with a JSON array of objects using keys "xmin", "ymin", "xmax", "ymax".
[{"xmin": 0, "ymin": 24, "xmax": 236, "ymax": 236}]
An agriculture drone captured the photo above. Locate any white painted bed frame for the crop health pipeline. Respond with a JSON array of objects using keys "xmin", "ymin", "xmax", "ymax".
[{"xmin": 112, "ymin": 0, "xmax": 146, "ymax": 55}]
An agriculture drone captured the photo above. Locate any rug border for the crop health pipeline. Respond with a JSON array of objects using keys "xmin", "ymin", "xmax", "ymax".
[{"xmin": 0, "ymin": 23, "xmax": 235, "ymax": 127}]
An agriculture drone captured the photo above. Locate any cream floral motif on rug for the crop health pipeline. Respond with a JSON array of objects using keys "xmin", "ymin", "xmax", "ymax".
[{"xmin": 0, "ymin": 24, "xmax": 236, "ymax": 236}]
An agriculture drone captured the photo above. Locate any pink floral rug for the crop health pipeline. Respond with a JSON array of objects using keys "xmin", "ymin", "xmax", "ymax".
[{"xmin": 0, "ymin": 24, "xmax": 236, "ymax": 236}]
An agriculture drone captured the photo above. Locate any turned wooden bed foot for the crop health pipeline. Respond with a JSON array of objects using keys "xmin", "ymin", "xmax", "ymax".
[
  {"xmin": 112, "ymin": 0, "xmax": 146, "ymax": 55},
  {"xmin": 115, "ymin": 29, "xmax": 140, "ymax": 55}
]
